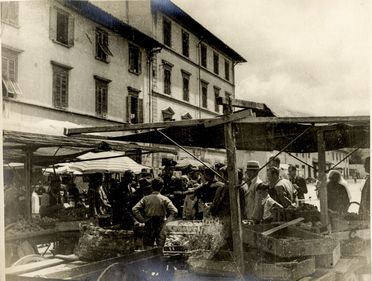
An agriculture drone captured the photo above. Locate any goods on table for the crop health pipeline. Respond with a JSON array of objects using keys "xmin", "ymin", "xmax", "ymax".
[
  {"xmin": 6, "ymin": 219, "xmax": 44, "ymax": 235},
  {"xmin": 75, "ymin": 223, "xmax": 134, "ymax": 261},
  {"xmin": 57, "ymin": 206, "xmax": 88, "ymax": 221},
  {"xmin": 273, "ymin": 204, "xmax": 321, "ymax": 222},
  {"xmin": 165, "ymin": 219, "xmax": 227, "ymax": 259},
  {"xmin": 32, "ymin": 217, "xmax": 58, "ymax": 228}
]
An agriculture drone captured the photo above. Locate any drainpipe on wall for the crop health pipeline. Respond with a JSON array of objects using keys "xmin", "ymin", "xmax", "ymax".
[{"xmin": 197, "ymin": 39, "xmax": 203, "ymax": 119}]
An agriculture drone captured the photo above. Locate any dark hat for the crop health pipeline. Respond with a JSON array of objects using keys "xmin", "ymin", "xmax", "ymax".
[
  {"xmin": 139, "ymin": 178, "xmax": 152, "ymax": 188},
  {"xmin": 246, "ymin": 161, "xmax": 260, "ymax": 170}
]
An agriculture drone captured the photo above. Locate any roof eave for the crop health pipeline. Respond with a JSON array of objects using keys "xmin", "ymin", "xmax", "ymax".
[{"xmin": 152, "ymin": 0, "xmax": 247, "ymax": 63}]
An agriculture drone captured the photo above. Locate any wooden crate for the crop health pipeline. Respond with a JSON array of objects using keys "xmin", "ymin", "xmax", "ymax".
[
  {"xmin": 243, "ymin": 224, "xmax": 338, "ymax": 258},
  {"xmin": 251, "ymin": 257, "xmax": 315, "ymax": 281},
  {"xmin": 299, "ymin": 270, "xmax": 336, "ymax": 281},
  {"xmin": 315, "ymin": 243, "xmax": 341, "ymax": 268}
]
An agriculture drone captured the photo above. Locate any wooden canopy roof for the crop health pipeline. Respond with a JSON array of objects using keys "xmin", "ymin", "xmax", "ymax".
[{"xmin": 3, "ymin": 130, "xmax": 176, "ymax": 166}]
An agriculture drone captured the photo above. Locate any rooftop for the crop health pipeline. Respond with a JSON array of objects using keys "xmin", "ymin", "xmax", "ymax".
[{"xmin": 152, "ymin": 0, "xmax": 247, "ymax": 62}]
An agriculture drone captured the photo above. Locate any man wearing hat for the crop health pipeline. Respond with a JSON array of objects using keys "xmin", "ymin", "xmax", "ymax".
[
  {"xmin": 240, "ymin": 161, "xmax": 263, "ymax": 222},
  {"xmin": 267, "ymin": 167, "xmax": 296, "ymax": 208}
]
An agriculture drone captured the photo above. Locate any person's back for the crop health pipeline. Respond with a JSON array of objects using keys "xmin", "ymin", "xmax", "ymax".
[{"xmin": 327, "ymin": 171, "xmax": 350, "ymax": 214}]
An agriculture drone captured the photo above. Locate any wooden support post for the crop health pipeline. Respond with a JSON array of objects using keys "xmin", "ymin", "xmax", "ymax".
[
  {"xmin": 317, "ymin": 130, "xmax": 329, "ymax": 226},
  {"xmin": 223, "ymin": 98, "xmax": 245, "ymax": 274},
  {"xmin": 24, "ymin": 149, "xmax": 33, "ymax": 220}
]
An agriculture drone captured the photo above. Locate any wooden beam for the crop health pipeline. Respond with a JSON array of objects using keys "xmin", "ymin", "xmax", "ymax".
[
  {"xmin": 223, "ymin": 99, "xmax": 245, "ymax": 275},
  {"xmin": 23, "ymin": 149, "xmax": 33, "ymax": 220},
  {"xmin": 217, "ymin": 96, "xmax": 266, "ymax": 110},
  {"xmin": 261, "ymin": 217, "xmax": 304, "ymax": 236},
  {"xmin": 6, "ymin": 258, "xmax": 66, "ymax": 275},
  {"xmin": 204, "ymin": 109, "xmax": 254, "ymax": 128},
  {"xmin": 64, "ymin": 118, "xmax": 213, "ymax": 135},
  {"xmin": 236, "ymin": 115, "xmax": 370, "ymax": 124},
  {"xmin": 317, "ymin": 130, "xmax": 329, "ymax": 226}
]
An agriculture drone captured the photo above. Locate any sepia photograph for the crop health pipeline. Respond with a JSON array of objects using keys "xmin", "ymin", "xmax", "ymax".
[{"xmin": 0, "ymin": 0, "xmax": 370, "ymax": 280}]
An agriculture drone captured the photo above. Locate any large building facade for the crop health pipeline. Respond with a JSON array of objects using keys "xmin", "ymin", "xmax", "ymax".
[
  {"xmin": 2, "ymin": 0, "xmax": 247, "ymax": 171},
  {"xmin": 1, "ymin": 0, "xmax": 161, "ymax": 130}
]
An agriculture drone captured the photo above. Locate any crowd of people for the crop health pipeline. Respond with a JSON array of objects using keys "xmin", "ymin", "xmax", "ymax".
[{"xmin": 4, "ymin": 155, "xmax": 370, "ymax": 249}]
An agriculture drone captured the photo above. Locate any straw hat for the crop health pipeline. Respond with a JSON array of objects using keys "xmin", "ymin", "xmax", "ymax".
[{"xmin": 246, "ymin": 161, "xmax": 260, "ymax": 170}]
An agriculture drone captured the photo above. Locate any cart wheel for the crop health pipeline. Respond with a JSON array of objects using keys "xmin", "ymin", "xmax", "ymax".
[
  {"xmin": 97, "ymin": 262, "xmax": 142, "ymax": 281},
  {"xmin": 11, "ymin": 254, "xmax": 45, "ymax": 266}
]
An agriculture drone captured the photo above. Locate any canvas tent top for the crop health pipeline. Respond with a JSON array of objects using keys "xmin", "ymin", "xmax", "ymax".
[
  {"xmin": 107, "ymin": 114, "xmax": 370, "ymax": 153},
  {"xmin": 3, "ymin": 119, "xmax": 176, "ymax": 165}
]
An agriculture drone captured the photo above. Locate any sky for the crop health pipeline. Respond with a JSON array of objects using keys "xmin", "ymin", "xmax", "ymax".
[{"xmin": 173, "ymin": 0, "xmax": 370, "ymax": 116}]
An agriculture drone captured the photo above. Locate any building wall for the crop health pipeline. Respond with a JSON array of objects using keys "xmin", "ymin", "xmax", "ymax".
[{"xmin": 2, "ymin": 0, "xmax": 148, "ymax": 125}]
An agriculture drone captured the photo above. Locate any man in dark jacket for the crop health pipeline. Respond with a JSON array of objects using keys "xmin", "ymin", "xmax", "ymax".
[{"xmin": 288, "ymin": 165, "xmax": 308, "ymax": 203}]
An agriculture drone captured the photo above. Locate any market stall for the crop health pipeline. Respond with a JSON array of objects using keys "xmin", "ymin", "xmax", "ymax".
[{"xmin": 64, "ymin": 97, "xmax": 370, "ymax": 280}]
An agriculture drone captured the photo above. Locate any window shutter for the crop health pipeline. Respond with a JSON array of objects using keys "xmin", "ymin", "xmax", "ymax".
[
  {"xmin": 138, "ymin": 98, "xmax": 143, "ymax": 123},
  {"xmin": 53, "ymin": 71, "xmax": 60, "ymax": 107},
  {"xmin": 102, "ymin": 87, "xmax": 108, "ymax": 116},
  {"xmin": 95, "ymin": 86, "xmax": 100, "ymax": 115},
  {"xmin": 2, "ymin": 57, "xmax": 9, "ymax": 79},
  {"xmin": 68, "ymin": 15, "xmax": 75, "ymax": 47},
  {"xmin": 49, "ymin": 6, "xmax": 57, "ymax": 40},
  {"xmin": 126, "ymin": 96, "xmax": 131, "ymax": 122},
  {"xmin": 138, "ymin": 50, "xmax": 142, "ymax": 74},
  {"xmin": 8, "ymin": 59, "xmax": 16, "ymax": 81},
  {"xmin": 61, "ymin": 72, "xmax": 68, "ymax": 108}
]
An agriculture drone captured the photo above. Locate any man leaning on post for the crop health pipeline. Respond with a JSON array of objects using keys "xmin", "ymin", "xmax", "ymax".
[{"xmin": 132, "ymin": 177, "xmax": 178, "ymax": 249}]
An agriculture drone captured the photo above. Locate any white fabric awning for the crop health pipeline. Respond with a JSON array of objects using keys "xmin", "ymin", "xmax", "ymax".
[{"xmin": 68, "ymin": 151, "xmax": 149, "ymax": 174}]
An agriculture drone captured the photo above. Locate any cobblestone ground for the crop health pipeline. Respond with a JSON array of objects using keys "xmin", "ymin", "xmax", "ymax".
[{"xmin": 305, "ymin": 179, "xmax": 366, "ymax": 213}]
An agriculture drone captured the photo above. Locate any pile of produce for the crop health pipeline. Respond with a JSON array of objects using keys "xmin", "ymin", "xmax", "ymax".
[
  {"xmin": 273, "ymin": 203, "xmax": 320, "ymax": 222},
  {"xmin": 6, "ymin": 219, "xmax": 44, "ymax": 235},
  {"xmin": 75, "ymin": 223, "xmax": 135, "ymax": 261},
  {"xmin": 33, "ymin": 217, "xmax": 58, "ymax": 228},
  {"xmin": 57, "ymin": 206, "xmax": 88, "ymax": 221},
  {"xmin": 164, "ymin": 234, "xmax": 191, "ymax": 248},
  {"xmin": 185, "ymin": 218, "xmax": 226, "ymax": 259}
]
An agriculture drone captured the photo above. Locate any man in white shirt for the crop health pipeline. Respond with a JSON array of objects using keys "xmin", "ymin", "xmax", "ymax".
[{"xmin": 240, "ymin": 161, "xmax": 262, "ymax": 222}]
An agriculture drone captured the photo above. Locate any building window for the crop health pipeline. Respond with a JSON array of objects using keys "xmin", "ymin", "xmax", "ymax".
[
  {"xmin": 201, "ymin": 81, "xmax": 208, "ymax": 108},
  {"xmin": 94, "ymin": 76, "xmax": 110, "ymax": 117},
  {"xmin": 181, "ymin": 70, "xmax": 190, "ymax": 101},
  {"xmin": 96, "ymin": 28, "xmax": 112, "ymax": 62},
  {"xmin": 181, "ymin": 113, "xmax": 192, "ymax": 120},
  {"xmin": 2, "ymin": 48, "xmax": 22, "ymax": 98},
  {"xmin": 213, "ymin": 52, "xmax": 219, "ymax": 75},
  {"xmin": 214, "ymin": 87, "xmax": 220, "ymax": 112},
  {"xmin": 127, "ymin": 87, "xmax": 143, "ymax": 124},
  {"xmin": 1, "ymin": 1, "xmax": 19, "ymax": 26},
  {"xmin": 201, "ymin": 44, "xmax": 207, "ymax": 68},
  {"xmin": 128, "ymin": 44, "xmax": 141, "ymax": 74},
  {"xmin": 224, "ymin": 59, "xmax": 230, "ymax": 81},
  {"xmin": 163, "ymin": 61, "xmax": 173, "ymax": 95},
  {"xmin": 162, "ymin": 107, "xmax": 175, "ymax": 121},
  {"xmin": 52, "ymin": 62, "xmax": 71, "ymax": 109},
  {"xmin": 182, "ymin": 31, "xmax": 189, "ymax": 57},
  {"xmin": 163, "ymin": 17, "xmax": 171, "ymax": 47},
  {"xmin": 50, "ymin": 7, "xmax": 74, "ymax": 47}
]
